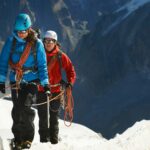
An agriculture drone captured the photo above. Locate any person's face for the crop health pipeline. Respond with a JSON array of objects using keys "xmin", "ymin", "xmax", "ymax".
[
  {"xmin": 17, "ymin": 30, "xmax": 29, "ymax": 39},
  {"xmin": 44, "ymin": 38, "xmax": 56, "ymax": 52}
]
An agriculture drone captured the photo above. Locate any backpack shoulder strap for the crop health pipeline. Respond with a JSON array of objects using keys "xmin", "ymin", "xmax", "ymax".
[
  {"xmin": 9, "ymin": 38, "xmax": 16, "ymax": 61},
  {"xmin": 11, "ymin": 38, "xmax": 16, "ymax": 54},
  {"xmin": 57, "ymin": 50, "xmax": 62, "ymax": 68},
  {"xmin": 57, "ymin": 50, "xmax": 63, "ymax": 77},
  {"xmin": 31, "ymin": 40, "xmax": 37, "ymax": 66}
]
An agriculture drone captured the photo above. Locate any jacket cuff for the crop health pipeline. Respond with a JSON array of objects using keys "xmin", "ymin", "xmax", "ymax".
[{"xmin": 40, "ymin": 79, "xmax": 49, "ymax": 86}]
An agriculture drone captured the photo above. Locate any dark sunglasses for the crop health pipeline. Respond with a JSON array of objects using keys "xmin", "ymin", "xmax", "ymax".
[
  {"xmin": 17, "ymin": 30, "xmax": 27, "ymax": 34},
  {"xmin": 44, "ymin": 39, "xmax": 56, "ymax": 44}
]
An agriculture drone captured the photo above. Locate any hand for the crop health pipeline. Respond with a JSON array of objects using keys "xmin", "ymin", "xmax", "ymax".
[
  {"xmin": 66, "ymin": 82, "xmax": 72, "ymax": 90},
  {"xmin": 0, "ymin": 83, "xmax": 5, "ymax": 94},
  {"xmin": 44, "ymin": 84, "xmax": 51, "ymax": 96}
]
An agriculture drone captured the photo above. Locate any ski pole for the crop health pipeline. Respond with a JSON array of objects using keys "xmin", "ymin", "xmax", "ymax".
[{"xmin": 47, "ymin": 93, "xmax": 50, "ymax": 129}]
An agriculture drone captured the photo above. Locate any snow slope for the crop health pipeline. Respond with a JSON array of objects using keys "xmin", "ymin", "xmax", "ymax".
[
  {"xmin": 0, "ymin": 97, "xmax": 106, "ymax": 150},
  {"xmin": 1, "ymin": 96, "xmax": 150, "ymax": 150},
  {"xmin": 109, "ymin": 120, "xmax": 150, "ymax": 150}
]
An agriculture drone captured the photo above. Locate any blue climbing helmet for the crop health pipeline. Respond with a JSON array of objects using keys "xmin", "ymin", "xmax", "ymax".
[{"xmin": 14, "ymin": 13, "xmax": 32, "ymax": 31}]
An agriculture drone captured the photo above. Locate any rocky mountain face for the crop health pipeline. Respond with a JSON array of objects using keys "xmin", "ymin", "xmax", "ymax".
[
  {"xmin": 74, "ymin": 2, "xmax": 150, "ymax": 138},
  {"xmin": 0, "ymin": 0, "xmax": 128, "ymax": 50}
]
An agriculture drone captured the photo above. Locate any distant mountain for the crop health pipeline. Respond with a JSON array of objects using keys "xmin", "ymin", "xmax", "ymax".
[{"xmin": 74, "ymin": 1, "xmax": 150, "ymax": 138}]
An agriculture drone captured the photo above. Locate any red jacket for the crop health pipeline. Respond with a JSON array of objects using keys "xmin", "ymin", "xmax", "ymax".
[{"xmin": 38, "ymin": 45, "xmax": 76, "ymax": 93}]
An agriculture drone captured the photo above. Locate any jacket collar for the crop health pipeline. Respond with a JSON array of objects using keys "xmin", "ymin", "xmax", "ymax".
[
  {"xmin": 12, "ymin": 31, "xmax": 26, "ymax": 43},
  {"xmin": 46, "ymin": 45, "xmax": 59, "ymax": 56}
]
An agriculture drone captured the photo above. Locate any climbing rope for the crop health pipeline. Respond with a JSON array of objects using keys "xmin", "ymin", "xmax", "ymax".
[
  {"xmin": 32, "ymin": 90, "xmax": 65, "ymax": 106},
  {"xmin": 9, "ymin": 42, "xmax": 32, "ymax": 95}
]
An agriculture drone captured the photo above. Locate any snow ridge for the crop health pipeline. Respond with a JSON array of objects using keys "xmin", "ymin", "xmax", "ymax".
[
  {"xmin": 117, "ymin": 0, "xmax": 150, "ymax": 17},
  {"xmin": 102, "ymin": 0, "xmax": 150, "ymax": 35}
]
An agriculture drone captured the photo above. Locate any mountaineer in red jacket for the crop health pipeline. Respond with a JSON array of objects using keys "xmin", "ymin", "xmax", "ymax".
[{"xmin": 37, "ymin": 30, "xmax": 76, "ymax": 144}]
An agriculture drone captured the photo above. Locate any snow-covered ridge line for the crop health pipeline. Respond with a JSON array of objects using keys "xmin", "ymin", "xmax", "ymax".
[
  {"xmin": 116, "ymin": 0, "xmax": 150, "ymax": 16},
  {"xmin": 103, "ymin": 0, "xmax": 150, "ymax": 35}
]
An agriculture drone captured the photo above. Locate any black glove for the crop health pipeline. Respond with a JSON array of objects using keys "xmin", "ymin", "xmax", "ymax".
[
  {"xmin": 0, "ymin": 83, "xmax": 5, "ymax": 94},
  {"xmin": 66, "ymin": 82, "xmax": 73, "ymax": 90},
  {"xmin": 44, "ymin": 84, "xmax": 51, "ymax": 95}
]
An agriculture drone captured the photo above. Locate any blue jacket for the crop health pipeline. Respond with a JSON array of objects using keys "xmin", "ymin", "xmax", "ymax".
[{"xmin": 0, "ymin": 32, "xmax": 49, "ymax": 86}]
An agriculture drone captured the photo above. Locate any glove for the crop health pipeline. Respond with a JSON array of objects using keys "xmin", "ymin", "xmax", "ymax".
[
  {"xmin": 66, "ymin": 82, "xmax": 73, "ymax": 90},
  {"xmin": 0, "ymin": 83, "xmax": 5, "ymax": 94},
  {"xmin": 44, "ymin": 84, "xmax": 51, "ymax": 95}
]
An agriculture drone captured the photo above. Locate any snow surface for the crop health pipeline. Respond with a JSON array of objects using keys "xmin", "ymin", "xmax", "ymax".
[{"xmin": 1, "ymin": 96, "xmax": 150, "ymax": 149}]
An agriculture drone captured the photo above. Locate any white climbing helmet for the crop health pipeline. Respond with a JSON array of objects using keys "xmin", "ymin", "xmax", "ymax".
[{"xmin": 44, "ymin": 30, "xmax": 58, "ymax": 41}]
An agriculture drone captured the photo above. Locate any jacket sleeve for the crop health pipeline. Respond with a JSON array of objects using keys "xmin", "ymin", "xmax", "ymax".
[
  {"xmin": 62, "ymin": 53, "xmax": 76, "ymax": 85},
  {"xmin": 0, "ymin": 37, "xmax": 12, "ymax": 82},
  {"xmin": 36, "ymin": 39, "xmax": 49, "ymax": 86}
]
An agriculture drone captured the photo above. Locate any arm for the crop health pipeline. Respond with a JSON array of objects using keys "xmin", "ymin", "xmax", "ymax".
[
  {"xmin": 0, "ymin": 37, "xmax": 12, "ymax": 82},
  {"xmin": 62, "ymin": 53, "xmax": 76, "ymax": 86},
  {"xmin": 36, "ymin": 39, "xmax": 49, "ymax": 86}
]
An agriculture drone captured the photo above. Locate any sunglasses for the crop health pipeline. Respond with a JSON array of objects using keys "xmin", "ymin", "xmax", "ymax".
[
  {"xmin": 17, "ymin": 30, "xmax": 27, "ymax": 34},
  {"xmin": 44, "ymin": 39, "xmax": 56, "ymax": 44}
]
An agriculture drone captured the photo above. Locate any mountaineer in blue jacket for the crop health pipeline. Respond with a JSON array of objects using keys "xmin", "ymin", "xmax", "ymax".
[{"xmin": 0, "ymin": 13, "xmax": 50, "ymax": 150}]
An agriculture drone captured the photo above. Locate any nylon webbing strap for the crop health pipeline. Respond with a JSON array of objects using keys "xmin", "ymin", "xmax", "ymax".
[
  {"xmin": 10, "ymin": 38, "xmax": 17, "ymax": 56},
  {"xmin": 31, "ymin": 41, "xmax": 37, "ymax": 67},
  {"xmin": 57, "ymin": 51, "xmax": 63, "ymax": 77}
]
